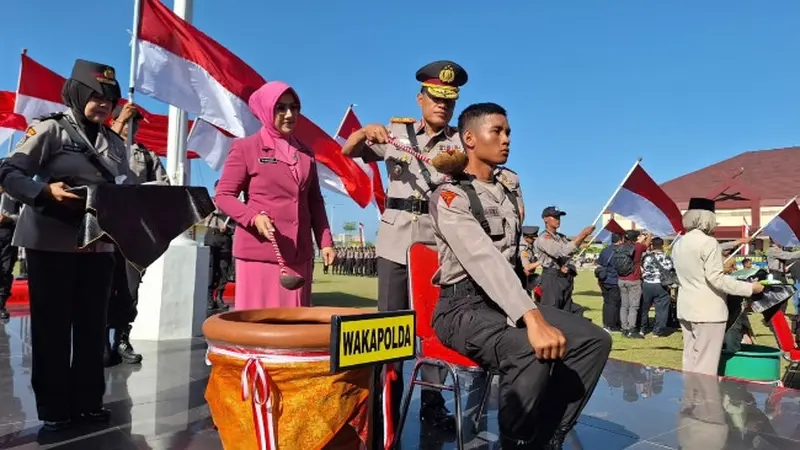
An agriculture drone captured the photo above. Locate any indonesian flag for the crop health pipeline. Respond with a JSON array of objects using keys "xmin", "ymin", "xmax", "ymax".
[
  {"xmin": 595, "ymin": 217, "xmax": 626, "ymax": 244},
  {"xmin": 135, "ymin": 0, "xmax": 372, "ymax": 207},
  {"xmin": 741, "ymin": 217, "xmax": 750, "ymax": 256},
  {"xmin": 0, "ymin": 91, "xmax": 27, "ymax": 146},
  {"xmin": 328, "ymin": 106, "xmax": 386, "ymax": 214},
  {"xmin": 606, "ymin": 162, "xmax": 683, "ymax": 237},
  {"xmin": 762, "ymin": 200, "xmax": 800, "ymax": 248},
  {"xmin": 13, "ymin": 53, "xmax": 193, "ymax": 158}
]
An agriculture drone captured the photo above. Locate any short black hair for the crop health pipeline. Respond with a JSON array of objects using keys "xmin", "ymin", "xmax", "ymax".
[
  {"xmin": 652, "ymin": 237, "xmax": 664, "ymax": 249},
  {"xmin": 457, "ymin": 102, "xmax": 507, "ymax": 144},
  {"xmin": 742, "ymin": 258, "xmax": 752, "ymax": 264},
  {"xmin": 611, "ymin": 233, "xmax": 623, "ymax": 244}
]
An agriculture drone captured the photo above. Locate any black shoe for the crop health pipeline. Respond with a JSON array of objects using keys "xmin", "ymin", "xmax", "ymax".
[
  {"xmin": 42, "ymin": 419, "xmax": 72, "ymax": 432},
  {"xmin": 419, "ymin": 391, "xmax": 456, "ymax": 431},
  {"xmin": 79, "ymin": 409, "xmax": 111, "ymax": 423},
  {"xmin": 544, "ymin": 427, "xmax": 571, "ymax": 449},
  {"xmin": 626, "ymin": 329, "xmax": 645, "ymax": 339},
  {"xmin": 0, "ymin": 307, "xmax": 9, "ymax": 320},
  {"xmin": 114, "ymin": 326, "xmax": 143, "ymax": 365}
]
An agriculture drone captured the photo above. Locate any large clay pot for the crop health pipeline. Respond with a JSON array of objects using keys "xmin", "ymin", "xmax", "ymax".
[{"xmin": 204, "ymin": 307, "xmax": 372, "ymax": 449}]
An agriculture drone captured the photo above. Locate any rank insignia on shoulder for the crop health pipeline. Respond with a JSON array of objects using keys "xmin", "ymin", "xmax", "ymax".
[
  {"xmin": 390, "ymin": 117, "xmax": 416, "ymax": 124},
  {"xmin": 440, "ymin": 190, "xmax": 457, "ymax": 207},
  {"xmin": 25, "ymin": 127, "xmax": 36, "ymax": 137}
]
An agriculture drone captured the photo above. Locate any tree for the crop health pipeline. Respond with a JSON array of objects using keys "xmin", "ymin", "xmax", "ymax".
[{"xmin": 343, "ymin": 222, "xmax": 358, "ymax": 232}]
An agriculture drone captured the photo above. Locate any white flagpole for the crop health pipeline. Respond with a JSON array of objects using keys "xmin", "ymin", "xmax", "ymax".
[
  {"xmin": 333, "ymin": 104, "xmax": 354, "ymax": 139},
  {"xmin": 578, "ymin": 158, "xmax": 642, "ymax": 255},
  {"xmin": 725, "ymin": 196, "xmax": 798, "ymax": 262}
]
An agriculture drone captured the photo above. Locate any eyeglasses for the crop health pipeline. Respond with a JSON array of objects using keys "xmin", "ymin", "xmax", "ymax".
[{"xmin": 275, "ymin": 103, "xmax": 300, "ymax": 114}]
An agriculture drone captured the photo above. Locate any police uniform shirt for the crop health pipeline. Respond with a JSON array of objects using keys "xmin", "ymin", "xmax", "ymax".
[
  {"xmin": 534, "ymin": 231, "xmax": 577, "ymax": 269},
  {"xmin": 766, "ymin": 244, "xmax": 800, "ymax": 272},
  {"xmin": 205, "ymin": 207, "xmax": 228, "ymax": 230},
  {"xmin": 430, "ymin": 174, "xmax": 536, "ymax": 325},
  {"xmin": 520, "ymin": 241, "xmax": 537, "ymax": 266},
  {"xmin": 362, "ymin": 120, "xmax": 464, "ymax": 264},
  {"xmin": 8, "ymin": 109, "xmax": 131, "ymax": 253},
  {"xmin": 128, "ymin": 143, "xmax": 169, "ymax": 185}
]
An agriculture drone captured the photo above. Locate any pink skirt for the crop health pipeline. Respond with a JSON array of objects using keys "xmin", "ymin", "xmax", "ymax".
[{"xmin": 234, "ymin": 258, "xmax": 313, "ymax": 309}]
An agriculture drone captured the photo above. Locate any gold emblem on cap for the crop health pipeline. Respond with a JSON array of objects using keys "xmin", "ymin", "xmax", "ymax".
[
  {"xmin": 104, "ymin": 68, "xmax": 115, "ymax": 80},
  {"xmin": 439, "ymin": 65, "xmax": 455, "ymax": 84}
]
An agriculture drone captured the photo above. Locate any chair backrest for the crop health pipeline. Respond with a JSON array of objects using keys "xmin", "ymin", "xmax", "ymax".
[
  {"xmin": 769, "ymin": 309, "xmax": 797, "ymax": 353},
  {"xmin": 407, "ymin": 241, "xmax": 440, "ymax": 340}
]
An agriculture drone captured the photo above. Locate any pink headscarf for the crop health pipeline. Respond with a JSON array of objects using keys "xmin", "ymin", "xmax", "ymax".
[{"xmin": 248, "ymin": 81, "xmax": 301, "ymax": 165}]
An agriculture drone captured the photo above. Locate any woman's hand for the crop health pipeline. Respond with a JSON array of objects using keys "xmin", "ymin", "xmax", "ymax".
[
  {"xmin": 253, "ymin": 214, "xmax": 275, "ymax": 239},
  {"xmin": 321, "ymin": 247, "xmax": 336, "ymax": 266},
  {"xmin": 46, "ymin": 182, "xmax": 81, "ymax": 202}
]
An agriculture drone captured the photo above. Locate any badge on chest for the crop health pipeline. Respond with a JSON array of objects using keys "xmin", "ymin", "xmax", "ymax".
[
  {"xmin": 259, "ymin": 157, "xmax": 278, "ymax": 164},
  {"xmin": 62, "ymin": 143, "xmax": 83, "ymax": 153},
  {"xmin": 484, "ymin": 206, "xmax": 500, "ymax": 217}
]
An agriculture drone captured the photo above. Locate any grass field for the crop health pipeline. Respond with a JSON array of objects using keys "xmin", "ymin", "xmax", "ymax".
[{"xmin": 309, "ymin": 265, "xmax": 791, "ymax": 371}]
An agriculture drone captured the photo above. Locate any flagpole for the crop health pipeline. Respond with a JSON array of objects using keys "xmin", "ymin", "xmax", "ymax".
[
  {"xmin": 725, "ymin": 196, "xmax": 798, "ymax": 262},
  {"xmin": 126, "ymin": 0, "xmax": 143, "ymax": 152},
  {"xmin": 578, "ymin": 158, "xmax": 642, "ymax": 255},
  {"xmin": 333, "ymin": 104, "xmax": 354, "ymax": 138}
]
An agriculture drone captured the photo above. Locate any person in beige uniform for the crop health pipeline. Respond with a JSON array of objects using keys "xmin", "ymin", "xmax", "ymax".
[
  {"xmin": 341, "ymin": 60, "xmax": 468, "ymax": 431},
  {"xmin": 671, "ymin": 198, "xmax": 763, "ymax": 375},
  {"xmin": 429, "ymin": 102, "xmax": 611, "ymax": 449},
  {"xmin": 519, "ymin": 225, "xmax": 541, "ymax": 294},
  {"xmin": 534, "ymin": 207, "xmax": 595, "ymax": 313},
  {"xmin": 0, "ymin": 59, "xmax": 129, "ymax": 431},
  {"xmin": 103, "ymin": 103, "xmax": 170, "ymax": 367}
]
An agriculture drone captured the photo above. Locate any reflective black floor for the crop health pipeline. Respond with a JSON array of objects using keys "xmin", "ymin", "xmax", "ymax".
[{"xmin": 2, "ymin": 308, "xmax": 800, "ymax": 449}]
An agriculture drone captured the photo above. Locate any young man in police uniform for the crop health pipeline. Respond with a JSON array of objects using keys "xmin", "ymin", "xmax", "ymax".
[
  {"xmin": 430, "ymin": 102, "xmax": 611, "ymax": 449},
  {"xmin": 341, "ymin": 60, "xmax": 468, "ymax": 430},
  {"xmin": 104, "ymin": 103, "xmax": 170, "ymax": 366},
  {"xmin": 520, "ymin": 225, "xmax": 541, "ymax": 294},
  {"xmin": 535, "ymin": 207, "xmax": 595, "ymax": 314}
]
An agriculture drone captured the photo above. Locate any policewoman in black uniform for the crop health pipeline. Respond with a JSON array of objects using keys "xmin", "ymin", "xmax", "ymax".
[{"xmin": 0, "ymin": 60, "xmax": 129, "ymax": 431}]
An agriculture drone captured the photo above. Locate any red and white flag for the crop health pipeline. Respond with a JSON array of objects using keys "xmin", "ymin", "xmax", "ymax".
[
  {"xmin": 595, "ymin": 217, "xmax": 626, "ymax": 244},
  {"xmin": 762, "ymin": 200, "xmax": 800, "ymax": 248},
  {"xmin": 134, "ymin": 0, "xmax": 372, "ymax": 207},
  {"xmin": 605, "ymin": 161, "xmax": 683, "ymax": 237},
  {"xmin": 0, "ymin": 92, "xmax": 27, "ymax": 146},
  {"xmin": 13, "ymin": 53, "xmax": 191, "ymax": 158},
  {"xmin": 327, "ymin": 106, "xmax": 386, "ymax": 214}
]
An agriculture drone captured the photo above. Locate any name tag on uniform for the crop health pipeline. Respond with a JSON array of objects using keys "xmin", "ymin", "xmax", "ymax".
[
  {"xmin": 259, "ymin": 157, "xmax": 278, "ymax": 164},
  {"xmin": 484, "ymin": 206, "xmax": 500, "ymax": 216},
  {"xmin": 63, "ymin": 144, "xmax": 83, "ymax": 153}
]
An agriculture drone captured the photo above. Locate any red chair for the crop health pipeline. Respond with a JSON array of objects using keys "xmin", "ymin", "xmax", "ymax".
[
  {"xmin": 766, "ymin": 308, "xmax": 800, "ymax": 387},
  {"xmin": 394, "ymin": 242, "xmax": 497, "ymax": 450}
]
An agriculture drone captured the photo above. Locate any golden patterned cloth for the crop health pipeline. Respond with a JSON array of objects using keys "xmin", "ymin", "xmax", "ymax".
[{"xmin": 206, "ymin": 348, "xmax": 371, "ymax": 449}]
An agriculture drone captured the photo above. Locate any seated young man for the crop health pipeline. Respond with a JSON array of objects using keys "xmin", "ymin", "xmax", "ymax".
[{"xmin": 429, "ymin": 102, "xmax": 612, "ymax": 449}]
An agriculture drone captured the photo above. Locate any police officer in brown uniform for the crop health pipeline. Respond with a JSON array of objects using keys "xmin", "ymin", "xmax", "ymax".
[
  {"xmin": 341, "ymin": 60, "xmax": 468, "ymax": 429},
  {"xmin": 0, "ymin": 59, "xmax": 129, "ymax": 430},
  {"xmin": 534, "ymin": 207, "xmax": 595, "ymax": 314},
  {"xmin": 430, "ymin": 102, "xmax": 611, "ymax": 449},
  {"xmin": 103, "ymin": 103, "xmax": 170, "ymax": 367}
]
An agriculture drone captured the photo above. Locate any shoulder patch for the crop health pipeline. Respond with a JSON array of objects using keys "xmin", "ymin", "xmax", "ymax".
[
  {"xmin": 390, "ymin": 117, "xmax": 416, "ymax": 124},
  {"xmin": 440, "ymin": 190, "xmax": 457, "ymax": 207},
  {"xmin": 25, "ymin": 127, "xmax": 36, "ymax": 137}
]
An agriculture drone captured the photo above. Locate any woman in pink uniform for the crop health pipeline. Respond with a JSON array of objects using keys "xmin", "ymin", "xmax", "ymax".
[{"xmin": 215, "ymin": 82, "xmax": 335, "ymax": 308}]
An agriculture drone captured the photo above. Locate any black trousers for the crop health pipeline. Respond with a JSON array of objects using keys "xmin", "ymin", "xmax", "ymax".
[
  {"xmin": 208, "ymin": 247, "xmax": 231, "ymax": 299},
  {"xmin": 432, "ymin": 289, "xmax": 611, "ymax": 445},
  {"xmin": 540, "ymin": 269, "xmax": 577, "ymax": 313},
  {"xmin": 108, "ymin": 251, "xmax": 142, "ymax": 329},
  {"xmin": 600, "ymin": 283, "xmax": 621, "ymax": 329},
  {"xmin": 0, "ymin": 228, "xmax": 17, "ymax": 304},
  {"xmin": 27, "ymin": 249, "xmax": 115, "ymax": 421},
  {"xmin": 640, "ymin": 282, "xmax": 671, "ymax": 334},
  {"xmin": 376, "ymin": 258, "xmax": 447, "ymax": 428}
]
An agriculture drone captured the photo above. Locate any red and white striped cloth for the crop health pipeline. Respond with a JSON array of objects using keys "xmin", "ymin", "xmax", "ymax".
[
  {"xmin": 606, "ymin": 162, "xmax": 683, "ymax": 237},
  {"xmin": 0, "ymin": 91, "xmax": 27, "ymax": 146},
  {"xmin": 135, "ymin": 0, "xmax": 372, "ymax": 207}
]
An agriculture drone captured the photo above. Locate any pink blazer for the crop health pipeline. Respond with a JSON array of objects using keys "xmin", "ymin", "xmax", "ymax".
[{"xmin": 215, "ymin": 133, "xmax": 333, "ymax": 264}]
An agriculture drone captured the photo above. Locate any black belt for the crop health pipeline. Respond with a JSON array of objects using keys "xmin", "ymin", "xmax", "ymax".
[
  {"xmin": 385, "ymin": 197, "xmax": 429, "ymax": 215},
  {"xmin": 440, "ymin": 278, "xmax": 484, "ymax": 298}
]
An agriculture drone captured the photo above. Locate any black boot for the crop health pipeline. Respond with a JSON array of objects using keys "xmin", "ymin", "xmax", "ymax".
[
  {"xmin": 0, "ymin": 298, "xmax": 9, "ymax": 320},
  {"xmin": 103, "ymin": 328, "xmax": 121, "ymax": 368},
  {"xmin": 114, "ymin": 326, "xmax": 143, "ymax": 364},
  {"xmin": 419, "ymin": 390, "xmax": 456, "ymax": 431}
]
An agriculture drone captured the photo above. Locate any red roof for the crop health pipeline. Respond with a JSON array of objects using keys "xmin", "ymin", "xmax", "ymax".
[{"xmin": 660, "ymin": 146, "xmax": 800, "ymax": 208}]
